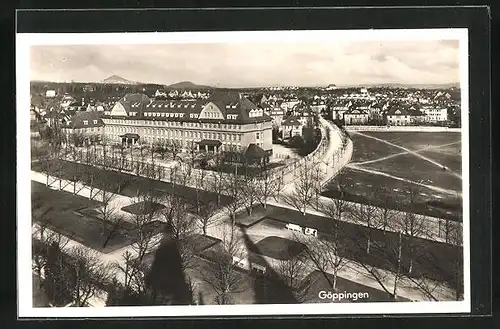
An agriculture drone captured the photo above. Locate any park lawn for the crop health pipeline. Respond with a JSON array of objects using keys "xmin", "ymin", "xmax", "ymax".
[
  {"xmin": 32, "ymin": 159, "xmax": 233, "ymax": 207},
  {"xmin": 363, "ymin": 131, "xmax": 461, "ymax": 151},
  {"xmin": 248, "ymin": 205, "xmax": 462, "ymax": 287},
  {"xmin": 303, "ymin": 270, "xmax": 410, "ymax": 303},
  {"xmin": 183, "ymin": 234, "xmax": 221, "ymax": 254},
  {"xmin": 359, "ymin": 153, "xmax": 462, "ymax": 192},
  {"xmin": 350, "ymin": 133, "xmax": 404, "ymax": 163},
  {"xmin": 234, "ymin": 204, "xmax": 267, "ymax": 227},
  {"xmin": 322, "ymin": 168, "xmax": 462, "ymax": 221},
  {"xmin": 250, "ymin": 236, "xmax": 306, "ymax": 261},
  {"xmin": 32, "ymin": 181, "xmax": 166, "ymax": 253},
  {"xmin": 121, "ymin": 201, "xmax": 166, "ymax": 216}
]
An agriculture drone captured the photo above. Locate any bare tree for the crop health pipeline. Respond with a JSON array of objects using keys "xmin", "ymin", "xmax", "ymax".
[
  {"xmin": 195, "ymin": 200, "xmax": 219, "ymax": 236},
  {"xmin": 223, "ymin": 164, "xmax": 246, "ymax": 223},
  {"xmin": 32, "ymin": 207, "xmax": 71, "ymax": 287},
  {"xmin": 350, "ymin": 201, "xmax": 380, "ymax": 254},
  {"xmin": 283, "ymin": 158, "xmax": 323, "ymax": 216},
  {"xmin": 274, "ymin": 249, "xmax": 314, "ymax": 302},
  {"xmin": 208, "ymin": 163, "xmax": 226, "ymax": 207},
  {"xmin": 94, "ymin": 189, "xmax": 125, "ymax": 249},
  {"xmin": 167, "ymin": 140, "xmax": 183, "ymax": 161},
  {"xmin": 377, "ymin": 193, "xmax": 398, "ymax": 235},
  {"xmin": 202, "ymin": 223, "xmax": 245, "ymax": 305},
  {"xmin": 255, "ymin": 160, "xmax": 280, "ymax": 210},
  {"xmin": 242, "ymin": 172, "xmax": 259, "ymax": 216},
  {"xmin": 67, "ymin": 246, "xmax": 114, "ymax": 307},
  {"xmin": 297, "ymin": 233, "xmax": 348, "ymax": 292}
]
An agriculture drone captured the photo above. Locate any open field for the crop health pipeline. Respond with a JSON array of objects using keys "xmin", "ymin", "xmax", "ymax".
[
  {"xmin": 325, "ymin": 131, "xmax": 462, "ymax": 220},
  {"xmin": 323, "ymin": 168, "xmax": 461, "ymax": 221},
  {"xmin": 32, "ymin": 159, "xmax": 233, "ymax": 208},
  {"xmin": 350, "ymin": 134, "xmax": 404, "ymax": 162},
  {"xmin": 31, "ymin": 181, "xmax": 166, "ymax": 253}
]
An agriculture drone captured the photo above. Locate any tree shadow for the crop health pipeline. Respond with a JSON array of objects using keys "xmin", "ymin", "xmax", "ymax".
[{"xmin": 239, "ymin": 226, "xmax": 297, "ymax": 304}]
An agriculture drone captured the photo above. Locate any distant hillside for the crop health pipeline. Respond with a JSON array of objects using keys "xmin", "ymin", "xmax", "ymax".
[
  {"xmin": 102, "ymin": 75, "xmax": 138, "ymax": 85},
  {"xmin": 356, "ymin": 82, "xmax": 461, "ymax": 89},
  {"xmin": 166, "ymin": 81, "xmax": 212, "ymax": 89}
]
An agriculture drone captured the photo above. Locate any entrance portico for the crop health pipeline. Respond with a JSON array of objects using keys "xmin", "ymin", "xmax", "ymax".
[
  {"xmin": 120, "ymin": 133, "xmax": 140, "ymax": 146},
  {"xmin": 197, "ymin": 139, "xmax": 222, "ymax": 153}
]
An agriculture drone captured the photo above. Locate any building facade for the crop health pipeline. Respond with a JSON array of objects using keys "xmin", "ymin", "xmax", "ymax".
[
  {"xmin": 423, "ymin": 106, "xmax": 448, "ymax": 123},
  {"xmin": 61, "ymin": 111, "xmax": 105, "ymax": 143},
  {"xmin": 281, "ymin": 116, "xmax": 303, "ymax": 139},
  {"xmin": 344, "ymin": 108, "xmax": 369, "ymax": 125},
  {"xmin": 102, "ymin": 93, "xmax": 273, "ymax": 154}
]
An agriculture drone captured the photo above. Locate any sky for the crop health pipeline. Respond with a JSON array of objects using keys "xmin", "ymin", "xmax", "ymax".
[{"xmin": 30, "ymin": 40, "xmax": 461, "ymax": 87}]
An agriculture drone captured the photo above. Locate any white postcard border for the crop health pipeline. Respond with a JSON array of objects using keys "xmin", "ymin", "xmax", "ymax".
[{"xmin": 16, "ymin": 28, "xmax": 470, "ymax": 317}]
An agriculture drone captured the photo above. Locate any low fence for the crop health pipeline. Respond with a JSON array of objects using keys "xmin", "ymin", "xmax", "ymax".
[{"xmin": 345, "ymin": 125, "xmax": 462, "ymax": 132}]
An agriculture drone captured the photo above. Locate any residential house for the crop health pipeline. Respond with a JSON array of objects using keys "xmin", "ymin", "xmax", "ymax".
[
  {"xmin": 61, "ymin": 111, "xmax": 105, "ymax": 144},
  {"xmin": 343, "ymin": 108, "xmax": 369, "ymax": 125},
  {"xmin": 422, "ymin": 106, "xmax": 448, "ymax": 123},
  {"xmin": 281, "ymin": 116, "xmax": 303, "ymax": 139},
  {"xmin": 384, "ymin": 104, "xmax": 426, "ymax": 126}
]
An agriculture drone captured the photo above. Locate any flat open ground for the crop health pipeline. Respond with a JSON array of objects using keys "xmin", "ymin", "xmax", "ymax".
[
  {"xmin": 32, "ymin": 159, "xmax": 233, "ymax": 208},
  {"xmin": 31, "ymin": 181, "xmax": 166, "ymax": 253},
  {"xmin": 325, "ymin": 131, "xmax": 462, "ymax": 220}
]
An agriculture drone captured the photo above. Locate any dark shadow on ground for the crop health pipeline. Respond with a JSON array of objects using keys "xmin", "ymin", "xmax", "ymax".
[
  {"xmin": 239, "ymin": 226, "xmax": 297, "ymax": 304},
  {"xmin": 146, "ymin": 235, "xmax": 193, "ymax": 305}
]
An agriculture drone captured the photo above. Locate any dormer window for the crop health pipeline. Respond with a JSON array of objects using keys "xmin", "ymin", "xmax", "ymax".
[
  {"xmin": 93, "ymin": 120, "xmax": 98, "ymax": 124},
  {"xmin": 175, "ymin": 113, "xmax": 179, "ymax": 117},
  {"xmin": 83, "ymin": 120, "xmax": 88, "ymax": 125},
  {"xmin": 227, "ymin": 114, "xmax": 231, "ymax": 119}
]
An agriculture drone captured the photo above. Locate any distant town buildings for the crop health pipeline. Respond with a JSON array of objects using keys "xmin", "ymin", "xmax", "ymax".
[{"xmin": 45, "ymin": 90, "xmax": 56, "ymax": 98}]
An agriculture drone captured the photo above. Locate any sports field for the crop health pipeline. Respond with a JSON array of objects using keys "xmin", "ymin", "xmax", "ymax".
[{"xmin": 324, "ymin": 131, "xmax": 462, "ymax": 221}]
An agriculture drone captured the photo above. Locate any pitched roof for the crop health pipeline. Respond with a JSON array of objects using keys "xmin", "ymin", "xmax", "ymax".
[
  {"xmin": 282, "ymin": 116, "xmax": 302, "ymax": 126},
  {"xmin": 345, "ymin": 108, "xmax": 369, "ymax": 115},
  {"xmin": 62, "ymin": 111, "xmax": 104, "ymax": 129},
  {"xmin": 245, "ymin": 143, "xmax": 267, "ymax": 159}
]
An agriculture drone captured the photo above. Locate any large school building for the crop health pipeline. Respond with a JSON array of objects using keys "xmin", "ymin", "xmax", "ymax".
[{"xmin": 102, "ymin": 93, "xmax": 273, "ymax": 154}]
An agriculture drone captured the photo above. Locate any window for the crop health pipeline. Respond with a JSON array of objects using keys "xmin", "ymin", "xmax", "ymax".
[
  {"xmin": 83, "ymin": 120, "xmax": 88, "ymax": 125},
  {"xmin": 93, "ymin": 120, "xmax": 98, "ymax": 124}
]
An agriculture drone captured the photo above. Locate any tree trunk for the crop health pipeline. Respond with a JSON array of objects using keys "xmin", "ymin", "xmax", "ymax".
[{"xmin": 393, "ymin": 232, "xmax": 403, "ymax": 300}]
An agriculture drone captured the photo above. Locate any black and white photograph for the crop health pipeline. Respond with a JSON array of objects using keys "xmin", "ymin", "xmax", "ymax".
[{"xmin": 16, "ymin": 29, "xmax": 470, "ymax": 317}]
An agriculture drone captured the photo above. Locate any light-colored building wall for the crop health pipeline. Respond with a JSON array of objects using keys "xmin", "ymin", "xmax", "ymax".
[{"xmin": 102, "ymin": 118, "xmax": 272, "ymax": 152}]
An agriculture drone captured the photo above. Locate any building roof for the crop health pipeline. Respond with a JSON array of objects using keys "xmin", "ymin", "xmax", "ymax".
[
  {"xmin": 197, "ymin": 139, "xmax": 222, "ymax": 147},
  {"xmin": 282, "ymin": 116, "xmax": 302, "ymax": 126},
  {"xmin": 109, "ymin": 92, "xmax": 272, "ymax": 125},
  {"xmin": 244, "ymin": 143, "xmax": 267, "ymax": 159},
  {"xmin": 62, "ymin": 111, "xmax": 105, "ymax": 129},
  {"xmin": 344, "ymin": 108, "xmax": 369, "ymax": 115},
  {"xmin": 119, "ymin": 133, "xmax": 140, "ymax": 139}
]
